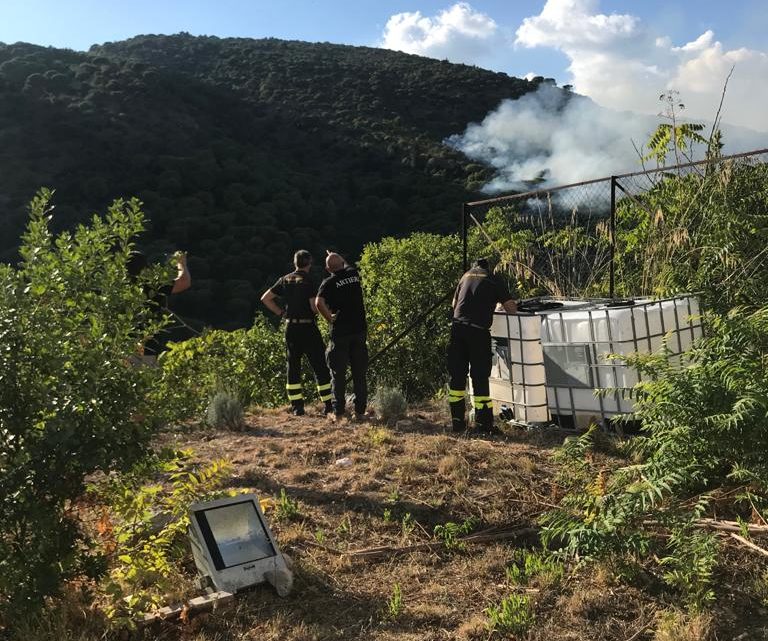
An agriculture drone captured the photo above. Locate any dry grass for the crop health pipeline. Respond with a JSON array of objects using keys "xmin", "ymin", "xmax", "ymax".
[
  {"xmin": 653, "ymin": 611, "xmax": 714, "ymax": 641},
  {"xmin": 13, "ymin": 402, "xmax": 768, "ymax": 641}
]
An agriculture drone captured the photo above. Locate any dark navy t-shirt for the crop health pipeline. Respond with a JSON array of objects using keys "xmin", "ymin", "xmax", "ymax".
[
  {"xmin": 318, "ymin": 266, "xmax": 367, "ymax": 337},
  {"xmin": 453, "ymin": 267, "xmax": 513, "ymax": 329},
  {"xmin": 270, "ymin": 270, "xmax": 318, "ymax": 320}
]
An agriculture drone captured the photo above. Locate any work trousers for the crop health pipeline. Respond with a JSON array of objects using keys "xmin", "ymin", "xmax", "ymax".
[
  {"xmin": 326, "ymin": 332, "xmax": 368, "ymax": 415},
  {"xmin": 285, "ymin": 323, "xmax": 332, "ymax": 410},
  {"xmin": 447, "ymin": 323, "xmax": 493, "ymax": 430}
]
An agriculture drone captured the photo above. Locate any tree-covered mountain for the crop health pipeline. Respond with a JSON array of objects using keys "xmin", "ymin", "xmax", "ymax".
[{"xmin": 0, "ymin": 34, "xmax": 548, "ymax": 328}]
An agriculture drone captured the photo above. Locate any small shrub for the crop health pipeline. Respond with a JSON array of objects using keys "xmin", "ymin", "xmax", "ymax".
[
  {"xmin": 336, "ymin": 515, "xmax": 353, "ymax": 536},
  {"xmin": 386, "ymin": 487, "xmax": 401, "ymax": 504},
  {"xmin": 401, "ymin": 512, "xmax": 415, "ymax": 538},
  {"xmin": 485, "ymin": 594, "xmax": 535, "ymax": 636},
  {"xmin": 659, "ymin": 528, "xmax": 718, "ymax": 612},
  {"xmin": 206, "ymin": 390, "xmax": 244, "ymax": 430},
  {"xmin": 434, "ymin": 517, "xmax": 478, "ymax": 551},
  {"xmin": 274, "ymin": 488, "xmax": 301, "ymax": 522},
  {"xmin": 373, "ymin": 386, "xmax": 408, "ymax": 424},
  {"xmin": 505, "ymin": 549, "xmax": 565, "ymax": 589},
  {"xmin": 367, "ymin": 426, "xmax": 393, "ymax": 447},
  {"xmin": 387, "ymin": 583, "xmax": 404, "ymax": 619}
]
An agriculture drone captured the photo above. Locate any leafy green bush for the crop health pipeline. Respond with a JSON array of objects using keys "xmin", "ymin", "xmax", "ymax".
[
  {"xmin": 0, "ymin": 190, "xmax": 168, "ymax": 617},
  {"xmin": 433, "ymin": 517, "xmax": 477, "ymax": 551},
  {"xmin": 155, "ymin": 315, "xmax": 285, "ymax": 423},
  {"xmin": 373, "ymin": 386, "xmax": 407, "ymax": 424},
  {"xmin": 359, "ymin": 232, "xmax": 464, "ymax": 399},
  {"xmin": 206, "ymin": 390, "xmax": 245, "ymax": 430}
]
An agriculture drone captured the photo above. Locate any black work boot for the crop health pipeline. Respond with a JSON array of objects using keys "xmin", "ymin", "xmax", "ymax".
[
  {"xmin": 323, "ymin": 400, "xmax": 334, "ymax": 415},
  {"xmin": 291, "ymin": 401, "xmax": 305, "ymax": 417},
  {"xmin": 450, "ymin": 403, "xmax": 467, "ymax": 433},
  {"xmin": 474, "ymin": 407, "xmax": 499, "ymax": 434}
]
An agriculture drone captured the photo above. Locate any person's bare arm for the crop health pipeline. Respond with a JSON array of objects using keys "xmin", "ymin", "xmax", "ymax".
[
  {"xmin": 261, "ymin": 289, "xmax": 284, "ymax": 317},
  {"xmin": 501, "ymin": 299, "xmax": 518, "ymax": 314},
  {"xmin": 170, "ymin": 252, "xmax": 191, "ymax": 294},
  {"xmin": 315, "ymin": 296, "xmax": 334, "ymax": 323},
  {"xmin": 309, "ymin": 297, "xmax": 318, "ymax": 315}
]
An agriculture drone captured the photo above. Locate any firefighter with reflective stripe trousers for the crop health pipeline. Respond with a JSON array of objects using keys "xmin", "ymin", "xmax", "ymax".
[
  {"xmin": 448, "ymin": 257, "xmax": 517, "ymax": 434},
  {"xmin": 261, "ymin": 250, "xmax": 333, "ymax": 416}
]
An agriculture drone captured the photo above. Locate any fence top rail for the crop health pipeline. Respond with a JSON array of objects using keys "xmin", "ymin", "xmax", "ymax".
[{"xmin": 465, "ymin": 147, "xmax": 768, "ymax": 208}]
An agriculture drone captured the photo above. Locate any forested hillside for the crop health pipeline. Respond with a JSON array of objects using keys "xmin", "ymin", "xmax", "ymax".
[{"xmin": 0, "ymin": 34, "xmax": 541, "ymax": 328}]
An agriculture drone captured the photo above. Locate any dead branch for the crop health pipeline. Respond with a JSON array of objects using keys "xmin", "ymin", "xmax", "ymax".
[
  {"xmin": 343, "ymin": 526, "xmax": 537, "ymax": 560},
  {"xmin": 697, "ymin": 518, "xmax": 768, "ymax": 535},
  {"xmin": 729, "ymin": 533, "xmax": 768, "ymax": 558},
  {"xmin": 708, "ymin": 65, "xmax": 734, "ymax": 155}
]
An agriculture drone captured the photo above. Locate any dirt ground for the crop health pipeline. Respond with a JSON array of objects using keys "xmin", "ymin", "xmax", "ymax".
[{"xmin": 140, "ymin": 403, "xmax": 697, "ymax": 641}]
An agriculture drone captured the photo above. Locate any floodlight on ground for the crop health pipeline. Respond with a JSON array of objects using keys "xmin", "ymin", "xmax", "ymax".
[{"xmin": 188, "ymin": 494, "xmax": 293, "ymax": 596}]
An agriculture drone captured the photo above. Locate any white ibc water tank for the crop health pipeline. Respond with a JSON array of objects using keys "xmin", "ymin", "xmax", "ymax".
[
  {"xmin": 489, "ymin": 295, "xmax": 702, "ymax": 428},
  {"xmin": 488, "ymin": 314, "xmax": 548, "ymax": 424}
]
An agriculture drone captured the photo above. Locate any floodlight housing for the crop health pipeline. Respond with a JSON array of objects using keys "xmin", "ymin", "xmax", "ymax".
[{"xmin": 188, "ymin": 494, "xmax": 293, "ymax": 596}]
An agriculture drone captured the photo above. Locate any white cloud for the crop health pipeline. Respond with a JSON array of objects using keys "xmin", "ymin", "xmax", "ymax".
[
  {"xmin": 515, "ymin": 0, "xmax": 768, "ymax": 132},
  {"xmin": 380, "ymin": 2, "xmax": 503, "ymax": 66}
]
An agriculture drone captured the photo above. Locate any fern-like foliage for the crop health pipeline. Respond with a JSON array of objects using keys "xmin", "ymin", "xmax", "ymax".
[
  {"xmin": 542, "ymin": 306, "xmax": 768, "ymax": 605},
  {"xmin": 643, "ymin": 122, "xmax": 708, "ymax": 166}
]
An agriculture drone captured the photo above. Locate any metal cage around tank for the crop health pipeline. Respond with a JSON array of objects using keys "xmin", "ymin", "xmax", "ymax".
[{"xmin": 487, "ymin": 294, "xmax": 703, "ymax": 429}]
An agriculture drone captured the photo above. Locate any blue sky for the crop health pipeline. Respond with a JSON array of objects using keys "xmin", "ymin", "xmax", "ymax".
[{"xmin": 1, "ymin": 1, "xmax": 766, "ymax": 130}]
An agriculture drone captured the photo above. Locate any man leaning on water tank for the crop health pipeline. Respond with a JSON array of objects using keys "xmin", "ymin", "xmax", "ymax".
[{"xmin": 447, "ymin": 257, "xmax": 517, "ymax": 435}]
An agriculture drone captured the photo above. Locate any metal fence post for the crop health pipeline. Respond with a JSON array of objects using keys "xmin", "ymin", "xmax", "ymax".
[{"xmin": 609, "ymin": 176, "xmax": 616, "ymax": 299}]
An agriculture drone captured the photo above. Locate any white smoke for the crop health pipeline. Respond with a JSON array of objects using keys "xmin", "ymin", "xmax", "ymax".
[{"xmin": 448, "ymin": 84, "xmax": 768, "ymax": 193}]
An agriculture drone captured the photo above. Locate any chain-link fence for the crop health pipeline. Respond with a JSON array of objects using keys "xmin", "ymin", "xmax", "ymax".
[{"xmin": 462, "ymin": 147, "xmax": 768, "ymax": 300}]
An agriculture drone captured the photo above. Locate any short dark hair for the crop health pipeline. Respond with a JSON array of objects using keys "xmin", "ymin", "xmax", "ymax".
[
  {"xmin": 294, "ymin": 250, "xmax": 312, "ymax": 269},
  {"xmin": 474, "ymin": 257, "xmax": 490, "ymax": 271}
]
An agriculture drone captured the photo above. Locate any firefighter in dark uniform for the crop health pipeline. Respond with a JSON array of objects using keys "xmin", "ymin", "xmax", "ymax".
[
  {"xmin": 448, "ymin": 258, "xmax": 517, "ymax": 433},
  {"xmin": 261, "ymin": 250, "xmax": 333, "ymax": 416},
  {"xmin": 316, "ymin": 252, "xmax": 368, "ymax": 421}
]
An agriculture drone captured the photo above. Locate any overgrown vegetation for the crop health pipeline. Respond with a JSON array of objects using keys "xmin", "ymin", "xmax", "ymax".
[
  {"xmin": 542, "ymin": 305, "xmax": 768, "ymax": 609},
  {"xmin": 89, "ymin": 449, "xmax": 232, "ymax": 626},
  {"xmin": 0, "ymin": 191, "xmax": 168, "ymax": 618}
]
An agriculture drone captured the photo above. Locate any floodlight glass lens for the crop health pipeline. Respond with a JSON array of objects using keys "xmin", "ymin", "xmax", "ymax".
[{"xmin": 204, "ymin": 501, "xmax": 275, "ymax": 567}]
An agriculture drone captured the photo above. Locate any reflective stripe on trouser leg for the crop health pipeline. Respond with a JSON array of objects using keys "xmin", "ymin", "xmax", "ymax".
[
  {"xmin": 473, "ymin": 396, "xmax": 493, "ymax": 410},
  {"xmin": 286, "ymin": 382, "xmax": 303, "ymax": 402},
  {"xmin": 473, "ymin": 396, "xmax": 493, "ymax": 430},
  {"xmin": 448, "ymin": 388, "xmax": 466, "ymax": 429},
  {"xmin": 316, "ymin": 382, "xmax": 332, "ymax": 402}
]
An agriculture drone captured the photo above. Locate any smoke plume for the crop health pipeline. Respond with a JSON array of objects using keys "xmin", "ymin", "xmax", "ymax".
[{"xmin": 448, "ymin": 84, "xmax": 768, "ymax": 193}]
